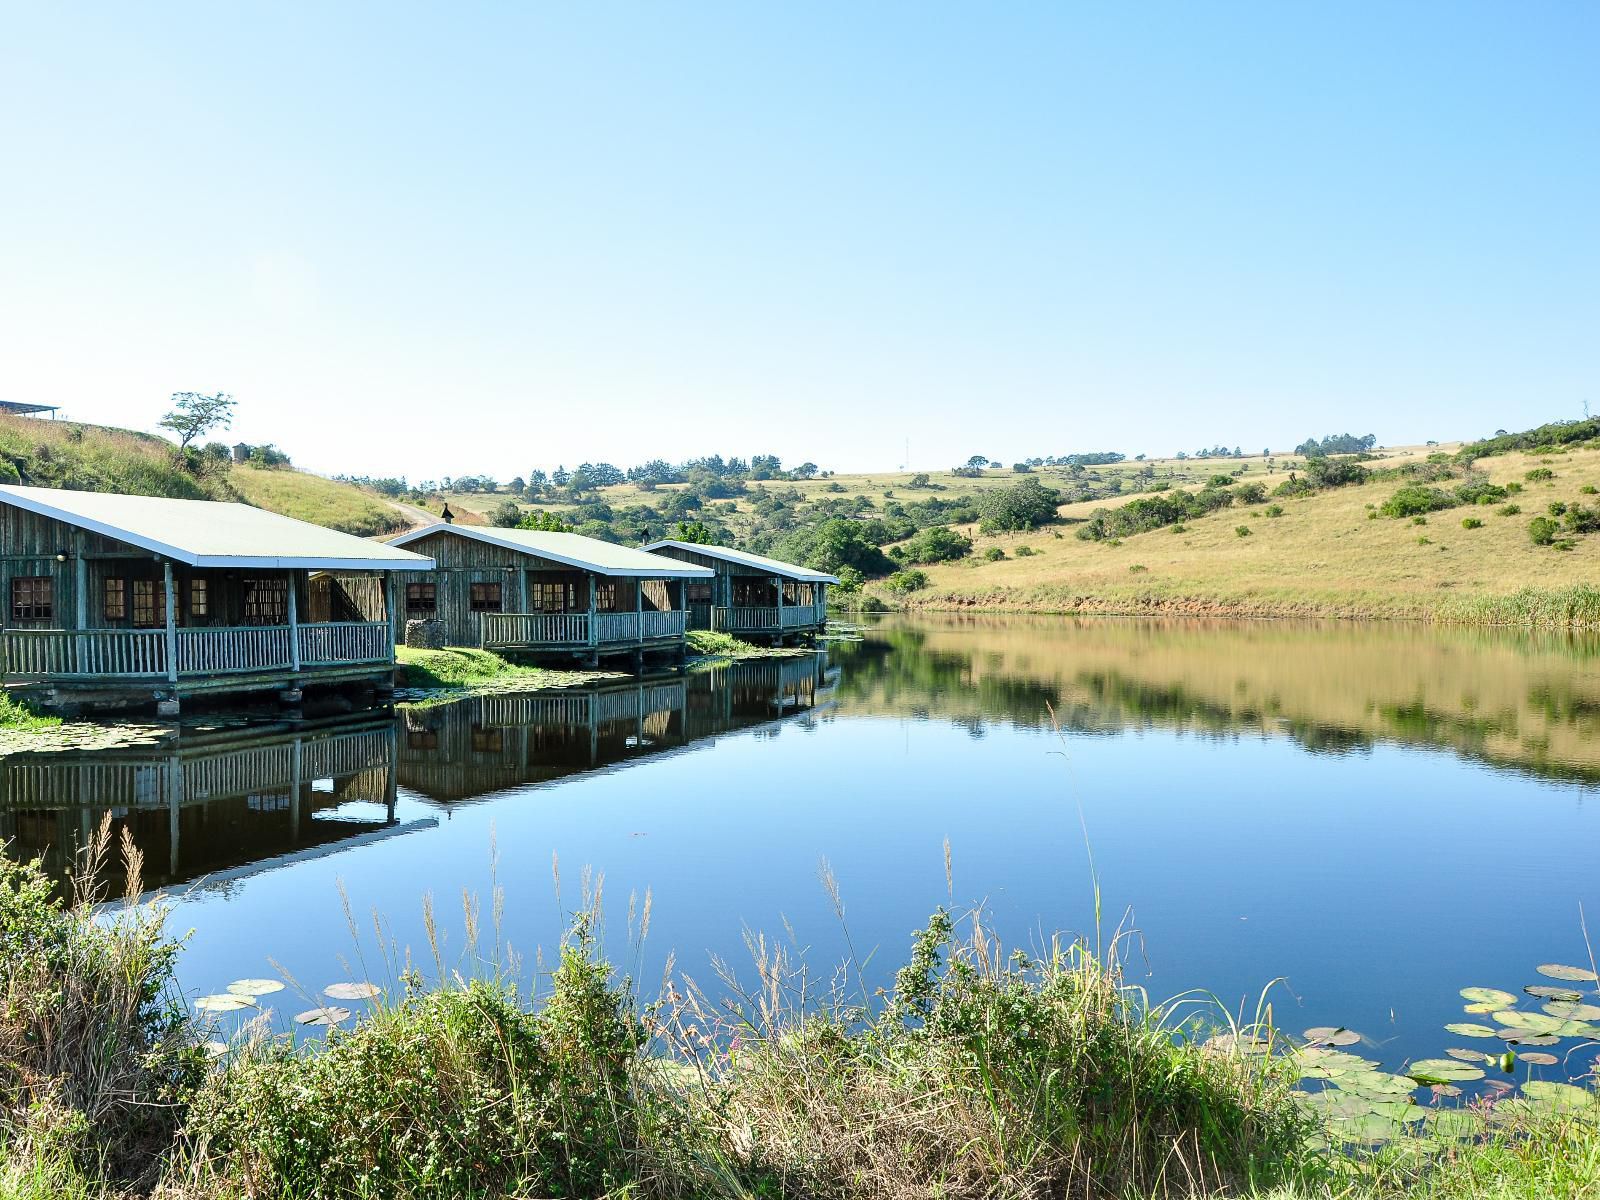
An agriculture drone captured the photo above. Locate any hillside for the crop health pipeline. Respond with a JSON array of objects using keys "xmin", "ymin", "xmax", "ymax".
[
  {"xmin": 0, "ymin": 416, "xmax": 410, "ymax": 536},
  {"xmin": 900, "ymin": 441, "xmax": 1600, "ymax": 623}
]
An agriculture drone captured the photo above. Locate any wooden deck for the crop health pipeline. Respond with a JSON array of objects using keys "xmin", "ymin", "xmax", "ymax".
[
  {"xmin": 713, "ymin": 605, "xmax": 824, "ymax": 634},
  {"xmin": 480, "ymin": 609, "xmax": 687, "ymax": 651},
  {"xmin": 1, "ymin": 621, "xmax": 392, "ymax": 689}
]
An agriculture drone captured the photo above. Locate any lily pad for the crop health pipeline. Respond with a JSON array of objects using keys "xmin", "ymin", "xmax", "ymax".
[
  {"xmin": 194, "ymin": 993, "xmax": 256, "ymax": 1013},
  {"xmin": 1444, "ymin": 1048, "xmax": 1489, "ymax": 1063},
  {"xmin": 1535, "ymin": 964, "xmax": 1599, "ymax": 983},
  {"xmin": 1302, "ymin": 1090, "xmax": 1373, "ymax": 1118},
  {"xmin": 1518, "ymin": 1051, "xmax": 1559, "ymax": 1066},
  {"xmin": 1460, "ymin": 987, "xmax": 1517, "ymax": 1007},
  {"xmin": 1525, "ymin": 985, "xmax": 1583, "ymax": 1001},
  {"xmin": 1304, "ymin": 1026, "xmax": 1362, "ymax": 1047},
  {"xmin": 1331, "ymin": 1113, "xmax": 1407, "ymax": 1145},
  {"xmin": 1444, "ymin": 1022, "xmax": 1497, "ymax": 1038},
  {"xmin": 1369, "ymin": 1100, "xmax": 1426, "ymax": 1123},
  {"xmin": 294, "ymin": 1006, "xmax": 352, "ymax": 1026},
  {"xmin": 226, "ymin": 978, "xmax": 284, "ymax": 997},
  {"xmin": 1424, "ymin": 1109, "xmax": 1485, "ymax": 1139},
  {"xmin": 1522, "ymin": 1080, "xmax": 1597, "ymax": 1113},
  {"xmin": 1498, "ymin": 1031, "xmax": 1561, "ymax": 1047},
  {"xmin": 1491, "ymin": 1010, "xmax": 1573, "ymax": 1036},
  {"xmin": 1407, "ymin": 1058, "xmax": 1485, "ymax": 1083},
  {"xmin": 323, "ymin": 982, "xmax": 381, "ymax": 1001},
  {"xmin": 1543, "ymin": 1001, "xmax": 1600, "ymax": 1022},
  {"xmin": 1340, "ymin": 1070, "xmax": 1419, "ymax": 1097}
]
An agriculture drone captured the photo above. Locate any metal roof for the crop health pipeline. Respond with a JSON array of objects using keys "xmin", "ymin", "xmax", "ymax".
[
  {"xmin": 0, "ymin": 401, "xmax": 59, "ymax": 416},
  {"xmin": 391, "ymin": 524, "xmax": 713, "ymax": 578},
  {"xmin": 0, "ymin": 485, "xmax": 435, "ymax": 570},
  {"xmin": 641, "ymin": 540, "xmax": 840, "ymax": 584}
]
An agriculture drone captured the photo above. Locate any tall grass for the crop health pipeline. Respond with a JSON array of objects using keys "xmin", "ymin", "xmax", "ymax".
[{"xmin": 1435, "ymin": 584, "xmax": 1600, "ymax": 629}]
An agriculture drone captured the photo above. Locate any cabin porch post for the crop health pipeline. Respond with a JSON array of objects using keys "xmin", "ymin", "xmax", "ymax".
[
  {"xmin": 286, "ymin": 570, "xmax": 302, "ymax": 673},
  {"xmin": 774, "ymin": 575, "xmax": 785, "ymax": 643},
  {"xmin": 585, "ymin": 572, "xmax": 598, "ymax": 666},
  {"xmin": 162, "ymin": 560, "xmax": 178, "ymax": 685},
  {"xmin": 73, "ymin": 530, "xmax": 87, "ymax": 631}
]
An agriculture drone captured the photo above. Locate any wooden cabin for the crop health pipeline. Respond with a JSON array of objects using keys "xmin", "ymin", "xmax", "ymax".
[
  {"xmin": 386, "ymin": 524, "xmax": 712, "ymax": 665},
  {"xmin": 640, "ymin": 540, "xmax": 836, "ymax": 641},
  {"xmin": 0, "ymin": 485, "xmax": 434, "ymax": 714}
]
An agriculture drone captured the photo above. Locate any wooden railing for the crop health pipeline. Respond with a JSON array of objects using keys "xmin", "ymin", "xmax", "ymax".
[
  {"xmin": 1, "ymin": 628, "xmax": 166, "ymax": 677},
  {"xmin": 641, "ymin": 610, "xmax": 686, "ymax": 639},
  {"xmin": 593, "ymin": 612, "xmax": 641, "ymax": 644},
  {"xmin": 2, "ymin": 622, "xmax": 392, "ymax": 680},
  {"xmin": 298, "ymin": 622, "xmax": 391, "ymax": 666},
  {"xmin": 715, "ymin": 606, "xmax": 824, "ymax": 633},
  {"xmin": 482, "ymin": 612, "xmax": 590, "ymax": 647},
  {"xmin": 177, "ymin": 626, "xmax": 292, "ymax": 674}
]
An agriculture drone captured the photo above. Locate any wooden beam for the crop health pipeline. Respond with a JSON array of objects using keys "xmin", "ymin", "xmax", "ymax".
[
  {"xmin": 286, "ymin": 570, "xmax": 301, "ymax": 672},
  {"xmin": 162, "ymin": 560, "xmax": 178, "ymax": 684},
  {"xmin": 73, "ymin": 531, "xmax": 87, "ymax": 631}
]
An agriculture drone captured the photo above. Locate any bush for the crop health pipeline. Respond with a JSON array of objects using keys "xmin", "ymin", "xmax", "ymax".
[
  {"xmin": 1526, "ymin": 467, "xmax": 1555, "ymax": 481},
  {"xmin": 1264, "ymin": 504, "xmax": 1284, "ymax": 517},
  {"xmin": 1498, "ymin": 504, "xmax": 1522, "ymax": 516},
  {"xmin": 1014, "ymin": 545, "xmax": 1035, "ymax": 556},
  {"xmin": 976, "ymin": 477, "xmax": 1062, "ymax": 534},
  {"xmin": 1379, "ymin": 485, "xmax": 1456, "ymax": 518},
  {"xmin": 1564, "ymin": 503, "xmax": 1600, "ymax": 534},
  {"xmin": 983, "ymin": 547, "xmax": 1006, "ymax": 561},
  {"xmin": 895, "ymin": 525, "xmax": 972, "ymax": 564},
  {"xmin": 1412, "ymin": 516, "xmax": 1428, "ymax": 526},
  {"xmin": 1128, "ymin": 563, "xmax": 1147, "ymax": 573},
  {"xmin": 1304, "ymin": 456, "xmax": 1369, "ymax": 488},
  {"xmin": 1529, "ymin": 516, "xmax": 1559, "ymax": 545},
  {"xmin": 1235, "ymin": 525, "xmax": 1251, "ymax": 537},
  {"xmin": 1234, "ymin": 481, "xmax": 1267, "ymax": 504},
  {"xmin": 883, "ymin": 568, "xmax": 929, "ymax": 594},
  {"xmin": 1583, "ymin": 485, "xmax": 1598, "ymax": 495},
  {"xmin": 1462, "ymin": 517, "xmax": 1484, "ymax": 529},
  {"xmin": 488, "ymin": 499, "xmax": 523, "ymax": 527},
  {"xmin": 1453, "ymin": 478, "xmax": 1508, "ymax": 506}
]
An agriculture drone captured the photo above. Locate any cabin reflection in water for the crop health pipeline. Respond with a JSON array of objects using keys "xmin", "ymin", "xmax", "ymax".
[
  {"xmin": 0, "ymin": 720, "xmax": 412, "ymax": 894},
  {"xmin": 398, "ymin": 655, "xmax": 836, "ymax": 805}
]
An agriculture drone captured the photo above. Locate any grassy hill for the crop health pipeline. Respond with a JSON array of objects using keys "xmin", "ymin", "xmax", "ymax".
[
  {"xmin": 0, "ymin": 416, "xmax": 409, "ymax": 536},
  {"xmin": 899, "ymin": 441, "xmax": 1600, "ymax": 624}
]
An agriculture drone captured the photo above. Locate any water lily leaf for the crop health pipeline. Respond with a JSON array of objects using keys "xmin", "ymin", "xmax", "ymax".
[
  {"xmin": 226, "ymin": 978, "xmax": 284, "ymax": 997},
  {"xmin": 1498, "ymin": 1031, "xmax": 1561, "ymax": 1047},
  {"xmin": 1462, "ymin": 1001, "xmax": 1499, "ymax": 1014},
  {"xmin": 1303, "ymin": 1026, "xmax": 1362, "ymax": 1047},
  {"xmin": 294, "ymin": 1006, "xmax": 352, "ymax": 1026},
  {"xmin": 1331, "ymin": 1113, "xmax": 1406, "ymax": 1145},
  {"xmin": 1460, "ymin": 987, "xmax": 1517, "ymax": 1007},
  {"xmin": 1518, "ymin": 1051, "xmax": 1559, "ymax": 1066},
  {"xmin": 1369, "ymin": 1100, "xmax": 1426, "ymax": 1123},
  {"xmin": 1525, "ymin": 985, "xmax": 1584, "ymax": 1001},
  {"xmin": 1302, "ymin": 1090, "xmax": 1373, "ymax": 1118},
  {"xmin": 1522, "ymin": 1081, "xmax": 1597, "ymax": 1113},
  {"xmin": 1543, "ymin": 1001, "xmax": 1600, "ymax": 1022},
  {"xmin": 1407, "ymin": 1058, "xmax": 1485, "ymax": 1083},
  {"xmin": 1444, "ymin": 1048, "xmax": 1489, "ymax": 1063},
  {"xmin": 323, "ymin": 982, "xmax": 381, "ymax": 1001},
  {"xmin": 1491, "ymin": 1010, "xmax": 1570, "ymax": 1036},
  {"xmin": 1340, "ymin": 1070, "xmax": 1418, "ymax": 1097},
  {"xmin": 194, "ymin": 994, "xmax": 255, "ymax": 1012},
  {"xmin": 1444, "ymin": 1022, "xmax": 1497, "ymax": 1038},
  {"xmin": 1535, "ymin": 964, "xmax": 1598, "ymax": 983}
]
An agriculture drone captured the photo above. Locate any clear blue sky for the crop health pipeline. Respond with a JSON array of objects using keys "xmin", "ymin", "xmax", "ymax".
[{"xmin": 1, "ymin": 3, "xmax": 1594, "ymax": 481}]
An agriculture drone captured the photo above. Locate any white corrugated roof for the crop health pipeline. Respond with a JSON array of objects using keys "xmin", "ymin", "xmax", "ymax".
[
  {"xmin": 641, "ymin": 539, "xmax": 839, "ymax": 584},
  {"xmin": 0, "ymin": 485, "xmax": 435, "ymax": 570},
  {"xmin": 391, "ymin": 524, "xmax": 713, "ymax": 578}
]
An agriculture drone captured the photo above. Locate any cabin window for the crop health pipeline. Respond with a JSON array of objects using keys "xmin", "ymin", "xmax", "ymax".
[
  {"xmin": 593, "ymin": 582, "xmax": 618, "ymax": 612},
  {"xmin": 686, "ymin": 582, "xmax": 712, "ymax": 603},
  {"xmin": 530, "ymin": 581, "xmax": 574, "ymax": 612},
  {"xmin": 471, "ymin": 726, "xmax": 504, "ymax": 753},
  {"xmin": 131, "ymin": 580, "xmax": 166, "ymax": 628},
  {"xmin": 244, "ymin": 578, "xmax": 289, "ymax": 624},
  {"xmin": 405, "ymin": 582, "xmax": 436, "ymax": 615},
  {"xmin": 406, "ymin": 729, "xmax": 439, "ymax": 751},
  {"xmin": 189, "ymin": 578, "xmax": 209, "ymax": 619},
  {"xmin": 10, "ymin": 577, "xmax": 52, "ymax": 622},
  {"xmin": 104, "ymin": 578, "xmax": 127, "ymax": 621},
  {"xmin": 469, "ymin": 581, "xmax": 502, "ymax": 612}
]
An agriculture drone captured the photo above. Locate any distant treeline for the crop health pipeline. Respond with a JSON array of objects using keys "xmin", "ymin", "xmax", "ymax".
[{"xmin": 1294, "ymin": 433, "xmax": 1377, "ymax": 457}]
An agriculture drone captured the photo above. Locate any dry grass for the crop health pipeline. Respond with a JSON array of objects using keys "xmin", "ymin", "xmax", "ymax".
[
  {"xmin": 900, "ymin": 444, "xmax": 1600, "ymax": 621},
  {"xmin": 228, "ymin": 466, "xmax": 408, "ymax": 537}
]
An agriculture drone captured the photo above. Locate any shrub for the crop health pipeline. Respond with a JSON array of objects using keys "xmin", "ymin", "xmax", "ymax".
[
  {"xmin": 1583, "ymin": 485, "xmax": 1598, "ymax": 495},
  {"xmin": 1564, "ymin": 503, "xmax": 1600, "ymax": 534},
  {"xmin": 1498, "ymin": 504, "xmax": 1522, "ymax": 516},
  {"xmin": 1453, "ymin": 478, "xmax": 1508, "ymax": 506},
  {"xmin": 1507, "ymin": 481, "xmax": 1524, "ymax": 493},
  {"xmin": 883, "ymin": 568, "xmax": 929, "ymax": 593},
  {"xmin": 1207, "ymin": 474, "xmax": 1235, "ymax": 489},
  {"xmin": 488, "ymin": 499, "xmax": 523, "ymax": 527},
  {"xmin": 1014, "ymin": 545, "xmax": 1035, "ymax": 556},
  {"xmin": 895, "ymin": 525, "xmax": 972, "ymax": 565},
  {"xmin": 1529, "ymin": 517, "xmax": 1559, "ymax": 545},
  {"xmin": 1412, "ymin": 516, "xmax": 1428, "ymax": 526},
  {"xmin": 976, "ymin": 477, "xmax": 1062, "ymax": 534},
  {"xmin": 1234, "ymin": 481, "xmax": 1267, "ymax": 504},
  {"xmin": 1461, "ymin": 517, "xmax": 1484, "ymax": 529},
  {"xmin": 1264, "ymin": 504, "xmax": 1284, "ymax": 518},
  {"xmin": 1549, "ymin": 501, "xmax": 1569, "ymax": 517},
  {"xmin": 982, "ymin": 547, "xmax": 1006, "ymax": 562},
  {"xmin": 1304, "ymin": 456, "xmax": 1369, "ymax": 488},
  {"xmin": 1526, "ymin": 467, "xmax": 1555, "ymax": 481},
  {"xmin": 1235, "ymin": 525, "xmax": 1251, "ymax": 537},
  {"xmin": 1128, "ymin": 563, "xmax": 1148, "ymax": 573},
  {"xmin": 1379, "ymin": 485, "xmax": 1456, "ymax": 518}
]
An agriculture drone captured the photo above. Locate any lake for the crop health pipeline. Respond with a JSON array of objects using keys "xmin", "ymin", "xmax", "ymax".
[{"xmin": 4, "ymin": 614, "xmax": 1599, "ymax": 1075}]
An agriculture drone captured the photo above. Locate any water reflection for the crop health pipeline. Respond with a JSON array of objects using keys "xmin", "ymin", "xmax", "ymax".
[
  {"xmin": 0, "ymin": 717, "xmax": 415, "ymax": 895},
  {"xmin": 833, "ymin": 615, "xmax": 1600, "ymax": 784}
]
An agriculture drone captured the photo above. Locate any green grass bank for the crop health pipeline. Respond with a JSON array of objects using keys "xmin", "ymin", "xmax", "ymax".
[{"xmin": 1, "ymin": 836, "xmax": 1596, "ymax": 1200}]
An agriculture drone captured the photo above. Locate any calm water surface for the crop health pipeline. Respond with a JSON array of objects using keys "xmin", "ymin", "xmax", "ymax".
[{"xmin": 5, "ymin": 614, "xmax": 1600, "ymax": 1071}]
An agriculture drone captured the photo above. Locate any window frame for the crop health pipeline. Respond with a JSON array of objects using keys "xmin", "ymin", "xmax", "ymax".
[
  {"xmin": 131, "ymin": 579, "xmax": 166, "ymax": 629},
  {"xmin": 104, "ymin": 577, "xmax": 127, "ymax": 622},
  {"xmin": 405, "ymin": 581, "xmax": 437, "ymax": 616},
  {"xmin": 9, "ymin": 576, "xmax": 53, "ymax": 623},
  {"xmin": 468, "ymin": 581, "xmax": 502, "ymax": 613}
]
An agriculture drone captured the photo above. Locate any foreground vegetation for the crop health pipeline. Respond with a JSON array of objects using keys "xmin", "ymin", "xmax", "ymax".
[
  {"xmin": 393, "ymin": 645, "xmax": 611, "ymax": 691},
  {"xmin": 2, "ymin": 834, "xmax": 1595, "ymax": 1200}
]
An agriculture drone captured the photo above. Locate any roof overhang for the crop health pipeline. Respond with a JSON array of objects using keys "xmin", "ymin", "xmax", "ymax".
[
  {"xmin": 642, "ymin": 539, "xmax": 840, "ymax": 584},
  {"xmin": 0, "ymin": 487, "xmax": 434, "ymax": 571},
  {"xmin": 391, "ymin": 523, "xmax": 712, "ymax": 579}
]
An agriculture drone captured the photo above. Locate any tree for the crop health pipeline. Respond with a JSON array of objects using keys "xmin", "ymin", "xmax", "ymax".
[
  {"xmin": 160, "ymin": 391, "xmax": 235, "ymax": 451},
  {"xmin": 966, "ymin": 454, "xmax": 989, "ymax": 470},
  {"xmin": 976, "ymin": 477, "xmax": 1062, "ymax": 534},
  {"xmin": 672, "ymin": 520, "xmax": 716, "ymax": 544},
  {"xmin": 488, "ymin": 500, "xmax": 523, "ymax": 527},
  {"xmin": 793, "ymin": 462, "xmax": 819, "ymax": 480}
]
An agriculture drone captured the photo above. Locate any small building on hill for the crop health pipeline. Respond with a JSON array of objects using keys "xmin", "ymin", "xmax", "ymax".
[
  {"xmin": 386, "ymin": 524, "xmax": 711, "ymax": 665},
  {"xmin": 0, "ymin": 485, "xmax": 433, "ymax": 714},
  {"xmin": 640, "ymin": 540, "xmax": 835, "ymax": 641},
  {"xmin": 0, "ymin": 401, "xmax": 58, "ymax": 419}
]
